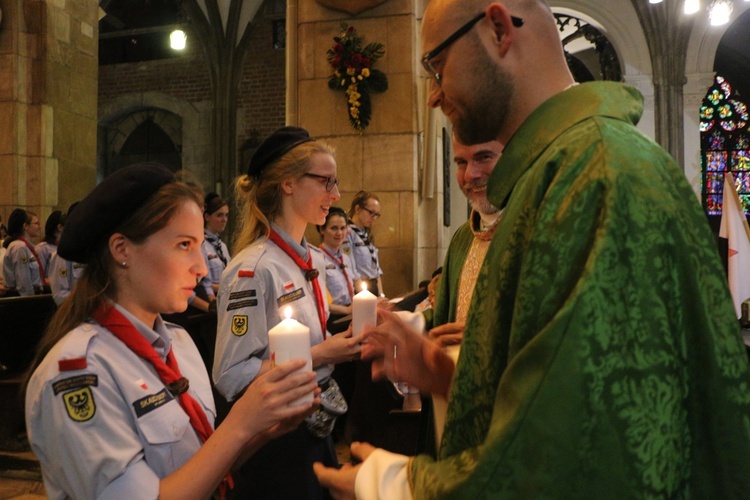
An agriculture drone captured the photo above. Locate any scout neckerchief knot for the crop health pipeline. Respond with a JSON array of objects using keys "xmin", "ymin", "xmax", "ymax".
[
  {"xmin": 91, "ymin": 305, "xmax": 234, "ymax": 494},
  {"xmin": 205, "ymin": 231, "xmax": 228, "ymax": 266},
  {"xmin": 350, "ymin": 225, "xmax": 377, "ymax": 267},
  {"xmin": 21, "ymin": 237, "xmax": 46, "ymax": 284},
  {"xmin": 267, "ymin": 229, "xmax": 328, "ymax": 337},
  {"xmin": 319, "ymin": 245, "xmax": 354, "ymax": 300}
]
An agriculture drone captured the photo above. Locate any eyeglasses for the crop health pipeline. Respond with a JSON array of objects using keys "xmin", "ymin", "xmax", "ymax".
[
  {"xmin": 361, "ymin": 206, "xmax": 381, "ymax": 219},
  {"xmin": 421, "ymin": 12, "xmax": 524, "ymax": 83},
  {"xmin": 304, "ymin": 173, "xmax": 339, "ymax": 192}
]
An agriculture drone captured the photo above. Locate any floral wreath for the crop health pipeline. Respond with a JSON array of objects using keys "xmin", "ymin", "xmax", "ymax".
[{"xmin": 327, "ymin": 23, "xmax": 388, "ymax": 132}]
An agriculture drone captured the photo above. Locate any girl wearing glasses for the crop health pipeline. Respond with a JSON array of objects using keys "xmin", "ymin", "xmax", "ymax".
[
  {"xmin": 2, "ymin": 208, "xmax": 44, "ymax": 296},
  {"xmin": 213, "ymin": 127, "xmax": 361, "ymax": 500},
  {"xmin": 345, "ymin": 191, "xmax": 384, "ymax": 296}
]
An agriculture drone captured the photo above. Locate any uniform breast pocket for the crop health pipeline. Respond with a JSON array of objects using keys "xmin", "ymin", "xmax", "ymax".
[{"xmin": 135, "ymin": 398, "xmax": 195, "ymax": 475}]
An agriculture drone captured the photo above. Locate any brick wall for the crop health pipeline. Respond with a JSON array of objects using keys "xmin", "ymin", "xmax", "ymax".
[
  {"xmin": 98, "ymin": 29, "xmax": 212, "ymax": 103},
  {"xmin": 98, "ymin": 17, "xmax": 286, "ymax": 164},
  {"xmin": 237, "ymin": 18, "xmax": 287, "ymax": 145}
]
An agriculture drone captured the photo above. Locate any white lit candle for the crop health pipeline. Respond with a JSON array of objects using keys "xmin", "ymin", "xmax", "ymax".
[
  {"xmin": 268, "ymin": 306, "xmax": 313, "ymax": 406},
  {"xmin": 352, "ymin": 282, "xmax": 377, "ymax": 336}
]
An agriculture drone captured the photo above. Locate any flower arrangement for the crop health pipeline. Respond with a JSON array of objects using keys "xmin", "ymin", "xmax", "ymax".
[{"xmin": 327, "ymin": 23, "xmax": 388, "ymax": 132}]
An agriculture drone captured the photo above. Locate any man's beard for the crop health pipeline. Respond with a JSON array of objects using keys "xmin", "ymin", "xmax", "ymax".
[
  {"xmin": 462, "ymin": 181, "xmax": 500, "ymax": 215},
  {"xmin": 452, "ymin": 47, "xmax": 513, "ymax": 146}
]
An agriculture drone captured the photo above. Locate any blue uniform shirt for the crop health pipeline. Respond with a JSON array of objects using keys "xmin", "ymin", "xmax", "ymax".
[
  {"xmin": 343, "ymin": 225, "xmax": 382, "ymax": 280},
  {"xmin": 49, "ymin": 252, "xmax": 86, "ymax": 305},
  {"xmin": 213, "ymin": 224, "xmax": 331, "ymax": 401},
  {"xmin": 200, "ymin": 230, "xmax": 229, "ymax": 298},
  {"xmin": 320, "ymin": 243, "xmax": 359, "ymax": 306},
  {"xmin": 25, "ymin": 305, "xmax": 215, "ymax": 500},
  {"xmin": 3, "ymin": 239, "xmax": 42, "ymax": 295}
]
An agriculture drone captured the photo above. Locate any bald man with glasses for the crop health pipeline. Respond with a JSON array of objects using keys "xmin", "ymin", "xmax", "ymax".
[{"xmin": 316, "ymin": 0, "xmax": 750, "ymax": 498}]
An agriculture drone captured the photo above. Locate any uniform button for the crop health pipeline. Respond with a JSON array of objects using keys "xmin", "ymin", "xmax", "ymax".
[{"xmin": 173, "ymin": 425, "xmax": 180, "ymax": 436}]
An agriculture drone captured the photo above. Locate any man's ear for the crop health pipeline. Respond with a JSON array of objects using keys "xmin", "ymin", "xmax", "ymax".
[
  {"xmin": 109, "ymin": 233, "xmax": 129, "ymax": 265},
  {"xmin": 486, "ymin": 3, "xmax": 515, "ymax": 57}
]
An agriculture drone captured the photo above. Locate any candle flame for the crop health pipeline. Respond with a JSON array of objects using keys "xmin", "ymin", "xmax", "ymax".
[
  {"xmin": 361, "ymin": 282, "xmax": 368, "ymax": 292},
  {"xmin": 284, "ymin": 306, "xmax": 292, "ymax": 320}
]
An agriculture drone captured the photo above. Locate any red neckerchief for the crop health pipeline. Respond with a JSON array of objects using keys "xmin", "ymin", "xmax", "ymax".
[
  {"xmin": 21, "ymin": 237, "xmax": 46, "ymax": 284},
  {"xmin": 91, "ymin": 305, "xmax": 233, "ymax": 493},
  {"xmin": 267, "ymin": 229, "xmax": 328, "ymax": 337},
  {"xmin": 319, "ymin": 244, "xmax": 354, "ymax": 300}
]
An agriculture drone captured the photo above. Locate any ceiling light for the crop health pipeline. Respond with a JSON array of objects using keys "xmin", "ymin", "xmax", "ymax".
[
  {"xmin": 649, "ymin": 0, "xmax": 663, "ymax": 4},
  {"xmin": 684, "ymin": 0, "xmax": 700, "ymax": 14},
  {"xmin": 170, "ymin": 29, "xmax": 186, "ymax": 50},
  {"xmin": 709, "ymin": 0, "xmax": 733, "ymax": 25}
]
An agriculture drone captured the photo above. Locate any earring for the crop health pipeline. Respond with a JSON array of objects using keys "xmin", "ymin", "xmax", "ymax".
[{"xmin": 120, "ymin": 261, "xmax": 127, "ymax": 268}]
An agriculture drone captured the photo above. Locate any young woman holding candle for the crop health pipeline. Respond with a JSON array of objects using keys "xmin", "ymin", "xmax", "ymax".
[
  {"xmin": 213, "ymin": 127, "xmax": 362, "ymax": 500},
  {"xmin": 24, "ymin": 163, "xmax": 318, "ymax": 500},
  {"xmin": 317, "ymin": 206, "xmax": 359, "ymax": 317}
]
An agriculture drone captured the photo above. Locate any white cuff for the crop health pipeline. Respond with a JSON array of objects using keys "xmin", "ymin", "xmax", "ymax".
[{"xmin": 355, "ymin": 448, "xmax": 412, "ymax": 500}]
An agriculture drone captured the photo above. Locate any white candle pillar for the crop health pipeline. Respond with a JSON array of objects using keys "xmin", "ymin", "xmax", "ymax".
[
  {"xmin": 268, "ymin": 306, "xmax": 314, "ymax": 405},
  {"xmin": 352, "ymin": 283, "xmax": 377, "ymax": 336}
]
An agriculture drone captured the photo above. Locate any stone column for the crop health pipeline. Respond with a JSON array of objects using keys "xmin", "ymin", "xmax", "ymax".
[
  {"xmin": 294, "ymin": 0, "xmax": 432, "ymax": 297},
  {"xmin": 630, "ymin": 0, "xmax": 694, "ymax": 170},
  {"xmin": 0, "ymin": 0, "xmax": 98, "ymax": 225}
]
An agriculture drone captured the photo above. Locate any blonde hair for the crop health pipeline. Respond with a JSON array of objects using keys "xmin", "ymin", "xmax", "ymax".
[{"xmin": 232, "ymin": 141, "xmax": 335, "ymax": 254}]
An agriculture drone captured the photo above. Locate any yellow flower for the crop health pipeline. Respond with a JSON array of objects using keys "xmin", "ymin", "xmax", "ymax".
[
  {"xmin": 346, "ymin": 67, "xmax": 356, "ymax": 76},
  {"xmin": 357, "ymin": 75, "xmax": 363, "ymax": 81},
  {"xmin": 361, "ymin": 68, "xmax": 370, "ymax": 77},
  {"xmin": 341, "ymin": 79, "xmax": 346, "ymax": 86}
]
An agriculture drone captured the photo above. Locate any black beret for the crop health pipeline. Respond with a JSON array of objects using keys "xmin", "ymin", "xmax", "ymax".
[
  {"xmin": 58, "ymin": 163, "xmax": 175, "ymax": 263},
  {"xmin": 247, "ymin": 126, "xmax": 315, "ymax": 178}
]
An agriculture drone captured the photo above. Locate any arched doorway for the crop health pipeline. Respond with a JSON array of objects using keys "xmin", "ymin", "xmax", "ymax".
[
  {"xmin": 100, "ymin": 108, "xmax": 183, "ymax": 178},
  {"xmin": 114, "ymin": 118, "xmax": 182, "ymax": 172}
]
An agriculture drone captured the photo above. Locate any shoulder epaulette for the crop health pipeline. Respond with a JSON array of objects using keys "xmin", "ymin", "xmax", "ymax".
[
  {"xmin": 237, "ymin": 243, "xmax": 266, "ymax": 278},
  {"xmin": 56, "ymin": 322, "xmax": 99, "ymax": 373}
]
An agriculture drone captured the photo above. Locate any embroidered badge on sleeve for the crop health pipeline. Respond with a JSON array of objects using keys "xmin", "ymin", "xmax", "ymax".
[
  {"xmin": 63, "ymin": 387, "xmax": 96, "ymax": 422},
  {"xmin": 231, "ymin": 315, "xmax": 248, "ymax": 336}
]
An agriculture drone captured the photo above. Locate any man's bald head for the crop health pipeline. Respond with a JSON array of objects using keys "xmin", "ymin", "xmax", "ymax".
[{"xmin": 422, "ymin": 0, "xmax": 573, "ymax": 144}]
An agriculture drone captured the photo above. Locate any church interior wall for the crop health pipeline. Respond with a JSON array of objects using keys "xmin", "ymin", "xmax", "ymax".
[{"xmin": 3, "ymin": 0, "xmax": 748, "ymax": 294}]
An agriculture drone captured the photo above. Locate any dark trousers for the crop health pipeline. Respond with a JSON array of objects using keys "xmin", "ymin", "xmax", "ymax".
[{"xmin": 228, "ymin": 424, "xmax": 337, "ymax": 500}]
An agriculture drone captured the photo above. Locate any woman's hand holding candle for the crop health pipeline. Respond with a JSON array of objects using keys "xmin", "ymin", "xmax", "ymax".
[
  {"xmin": 267, "ymin": 306, "xmax": 314, "ymax": 406},
  {"xmin": 352, "ymin": 282, "xmax": 377, "ymax": 336},
  {"xmin": 228, "ymin": 358, "xmax": 319, "ymax": 440},
  {"xmin": 311, "ymin": 326, "xmax": 362, "ymax": 366}
]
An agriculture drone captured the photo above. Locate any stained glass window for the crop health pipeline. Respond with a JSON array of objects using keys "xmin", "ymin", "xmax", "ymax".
[{"xmin": 701, "ymin": 75, "xmax": 750, "ymax": 215}]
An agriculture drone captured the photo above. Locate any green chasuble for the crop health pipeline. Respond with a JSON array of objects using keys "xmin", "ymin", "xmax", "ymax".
[
  {"xmin": 430, "ymin": 220, "xmax": 475, "ymax": 329},
  {"xmin": 410, "ymin": 82, "xmax": 750, "ymax": 498}
]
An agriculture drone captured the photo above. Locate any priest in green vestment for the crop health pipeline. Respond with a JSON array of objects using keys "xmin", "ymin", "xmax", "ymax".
[
  {"xmin": 428, "ymin": 136, "xmax": 504, "ymax": 448},
  {"xmin": 315, "ymin": 1, "xmax": 750, "ymax": 498}
]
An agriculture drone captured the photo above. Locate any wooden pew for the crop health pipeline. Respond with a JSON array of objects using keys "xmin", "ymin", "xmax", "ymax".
[{"xmin": 0, "ymin": 294, "xmax": 56, "ymax": 450}]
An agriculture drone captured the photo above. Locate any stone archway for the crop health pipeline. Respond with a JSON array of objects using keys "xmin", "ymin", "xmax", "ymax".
[
  {"xmin": 550, "ymin": 2, "xmax": 655, "ymax": 137},
  {"xmin": 97, "ymin": 91, "xmax": 211, "ymax": 185},
  {"xmin": 104, "ymin": 109, "xmax": 183, "ymax": 175}
]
